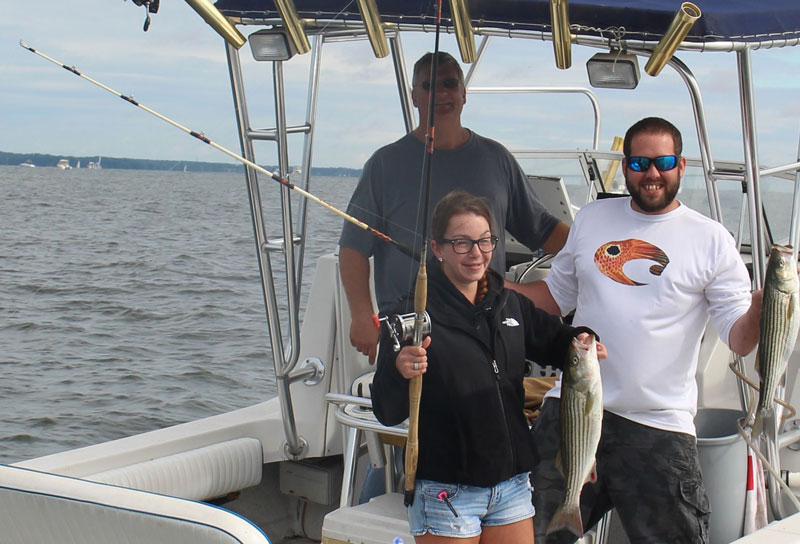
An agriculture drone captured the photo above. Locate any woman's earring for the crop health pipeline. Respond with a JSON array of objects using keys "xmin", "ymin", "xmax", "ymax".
[{"xmin": 438, "ymin": 257, "xmax": 443, "ymax": 262}]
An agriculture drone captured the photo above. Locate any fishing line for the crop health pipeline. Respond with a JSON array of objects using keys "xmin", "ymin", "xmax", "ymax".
[
  {"xmin": 317, "ymin": 0, "xmax": 357, "ymax": 34},
  {"xmin": 19, "ymin": 40, "xmax": 417, "ymax": 260},
  {"xmin": 343, "ymin": 201, "xmax": 424, "ymax": 240},
  {"xmin": 728, "ymin": 360, "xmax": 796, "ymax": 420}
]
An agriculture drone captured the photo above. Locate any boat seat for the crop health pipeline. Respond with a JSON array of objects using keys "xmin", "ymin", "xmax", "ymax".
[
  {"xmin": 326, "ymin": 381, "xmax": 407, "ymax": 508},
  {"xmin": 86, "ymin": 437, "xmax": 263, "ymax": 501},
  {"xmin": 0, "ymin": 463, "xmax": 270, "ymax": 544}
]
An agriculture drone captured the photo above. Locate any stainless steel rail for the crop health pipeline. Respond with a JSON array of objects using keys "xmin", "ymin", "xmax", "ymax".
[
  {"xmin": 224, "ymin": 26, "xmax": 419, "ymax": 461},
  {"xmin": 467, "ymin": 86, "xmax": 601, "ymax": 150},
  {"xmin": 224, "ymin": 35, "xmax": 328, "ymax": 459}
]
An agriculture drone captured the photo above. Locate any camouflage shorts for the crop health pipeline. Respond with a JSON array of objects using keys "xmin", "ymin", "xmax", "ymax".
[{"xmin": 530, "ymin": 399, "xmax": 710, "ymax": 544}]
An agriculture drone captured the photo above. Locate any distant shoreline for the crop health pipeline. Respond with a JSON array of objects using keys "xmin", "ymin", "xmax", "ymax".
[{"xmin": 0, "ymin": 151, "xmax": 361, "ymax": 177}]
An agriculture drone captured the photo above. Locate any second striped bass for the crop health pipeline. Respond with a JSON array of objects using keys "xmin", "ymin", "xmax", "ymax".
[
  {"xmin": 547, "ymin": 335, "xmax": 603, "ymax": 538},
  {"xmin": 753, "ymin": 244, "xmax": 800, "ymax": 436}
]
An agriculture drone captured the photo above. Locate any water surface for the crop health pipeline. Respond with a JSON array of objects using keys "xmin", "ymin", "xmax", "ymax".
[{"xmin": 0, "ymin": 165, "xmax": 356, "ymax": 463}]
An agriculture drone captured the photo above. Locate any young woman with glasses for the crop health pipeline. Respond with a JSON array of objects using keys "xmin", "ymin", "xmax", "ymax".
[{"xmin": 372, "ymin": 191, "xmax": 605, "ymax": 544}]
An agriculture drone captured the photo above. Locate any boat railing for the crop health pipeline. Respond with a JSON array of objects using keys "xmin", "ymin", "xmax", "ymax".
[
  {"xmin": 222, "ymin": 26, "xmax": 418, "ymax": 461},
  {"xmin": 466, "ymin": 86, "xmax": 601, "ymax": 150},
  {"xmin": 225, "ymin": 35, "xmax": 320, "ymax": 459}
]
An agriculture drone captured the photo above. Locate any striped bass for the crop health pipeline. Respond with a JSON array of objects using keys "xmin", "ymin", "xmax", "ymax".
[
  {"xmin": 547, "ymin": 335, "xmax": 603, "ymax": 538},
  {"xmin": 753, "ymin": 244, "xmax": 800, "ymax": 436}
]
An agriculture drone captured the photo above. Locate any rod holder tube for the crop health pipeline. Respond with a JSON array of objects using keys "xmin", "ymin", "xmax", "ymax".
[
  {"xmin": 274, "ymin": 0, "xmax": 311, "ymax": 55},
  {"xmin": 645, "ymin": 2, "xmax": 701, "ymax": 76},
  {"xmin": 449, "ymin": 0, "xmax": 476, "ymax": 63},
  {"xmin": 356, "ymin": 0, "xmax": 390, "ymax": 58},
  {"xmin": 184, "ymin": 0, "xmax": 246, "ymax": 49},
  {"xmin": 550, "ymin": 0, "xmax": 572, "ymax": 69}
]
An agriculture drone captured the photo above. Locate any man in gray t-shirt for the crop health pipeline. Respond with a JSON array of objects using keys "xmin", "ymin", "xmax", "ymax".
[{"xmin": 339, "ymin": 51, "xmax": 569, "ymax": 364}]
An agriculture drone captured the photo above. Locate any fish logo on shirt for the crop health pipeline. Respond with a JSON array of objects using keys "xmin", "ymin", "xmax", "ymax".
[{"xmin": 594, "ymin": 239, "xmax": 669, "ymax": 286}]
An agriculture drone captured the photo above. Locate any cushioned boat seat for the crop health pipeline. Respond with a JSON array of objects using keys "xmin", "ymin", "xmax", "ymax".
[
  {"xmin": 0, "ymin": 463, "xmax": 270, "ymax": 544},
  {"xmin": 87, "ymin": 437, "xmax": 263, "ymax": 501}
]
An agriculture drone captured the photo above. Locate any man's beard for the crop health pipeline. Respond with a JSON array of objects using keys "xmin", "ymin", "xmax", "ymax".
[{"xmin": 626, "ymin": 179, "xmax": 680, "ymax": 213}]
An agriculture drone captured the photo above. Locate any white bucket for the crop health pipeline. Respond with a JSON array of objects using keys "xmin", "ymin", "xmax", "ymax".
[{"xmin": 695, "ymin": 408, "xmax": 747, "ymax": 544}]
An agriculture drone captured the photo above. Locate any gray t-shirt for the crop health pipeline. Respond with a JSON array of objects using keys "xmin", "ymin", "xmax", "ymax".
[{"xmin": 339, "ymin": 130, "xmax": 558, "ymax": 311}]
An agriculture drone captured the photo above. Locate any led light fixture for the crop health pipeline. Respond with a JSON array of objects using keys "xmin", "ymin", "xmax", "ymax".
[
  {"xmin": 586, "ymin": 51, "xmax": 640, "ymax": 89},
  {"xmin": 249, "ymin": 29, "xmax": 297, "ymax": 62}
]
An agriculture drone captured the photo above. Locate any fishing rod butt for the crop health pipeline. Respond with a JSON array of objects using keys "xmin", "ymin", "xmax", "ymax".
[{"xmin": 404, "ymin": 488, "xmax": 416, "ymax": 507}]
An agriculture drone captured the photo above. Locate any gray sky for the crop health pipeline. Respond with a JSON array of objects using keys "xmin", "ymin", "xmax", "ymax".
[{"xmin": 3, "ymin": 1, "xmax": 800, "ymax": 169}]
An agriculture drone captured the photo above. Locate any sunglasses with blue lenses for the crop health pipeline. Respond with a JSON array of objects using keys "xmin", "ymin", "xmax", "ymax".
[{"xmin": 626, "ymin": 155, "xmax": 679, "ymax": 172}]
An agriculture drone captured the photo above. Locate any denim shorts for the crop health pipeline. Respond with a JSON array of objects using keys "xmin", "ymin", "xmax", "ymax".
[
  {"xmin": 407, "ymin": 473, "xmax": 535, "ymax": 537},
  {"xmin": 532, "ymin": 401, "xmax": 710, "ymax": 543}
]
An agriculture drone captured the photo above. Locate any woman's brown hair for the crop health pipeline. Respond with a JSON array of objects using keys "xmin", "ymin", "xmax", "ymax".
[{"xmin": 431, "ymin": 191, "xmax": 495, "ymax": 303}]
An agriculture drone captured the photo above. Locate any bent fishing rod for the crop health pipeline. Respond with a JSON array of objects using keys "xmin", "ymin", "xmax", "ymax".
[
  {"xmin": 19, "ymin": 40, "xmax": 416, "ymax": 260},
  {"xmin": 404, "ymin": 0, "xmax": 443, "ymax": 507}
]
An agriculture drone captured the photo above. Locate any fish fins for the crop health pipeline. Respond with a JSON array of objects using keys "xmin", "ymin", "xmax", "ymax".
[
  {"xmin": 585, "ymin": 391, "xmax": 600, "ymax": 414},
  {"xmin": 752, "ymin": 409, "xmax": 775, "ymax": 438},
  {"xmin": 546, "ymin": 504, "xmax": 584, "ymax": 538}
]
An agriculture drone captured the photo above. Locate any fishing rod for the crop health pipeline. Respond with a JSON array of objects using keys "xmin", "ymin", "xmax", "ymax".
[
  {"xmin": 18, "ymin": 40, "xmax": 416, "ymax": 260},
  {"xmin": 404, "ymin": 0, "xmax": 443, "ymax": 507}
]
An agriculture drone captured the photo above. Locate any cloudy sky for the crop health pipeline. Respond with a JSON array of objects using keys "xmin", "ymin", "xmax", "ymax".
[{"xmin": 3, "ymin": 1, "xmax": 800, "ymax": 169}]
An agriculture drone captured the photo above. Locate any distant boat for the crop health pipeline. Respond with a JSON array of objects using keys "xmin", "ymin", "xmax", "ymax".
[
  {"xmin": 56, "ymin": 159, "xmax": 71, "ymax": 170},
  {"xmin": 87, "ymin": 156, "xmax": 102, "ymax": 170},
  {"xmin": 18, "ymin": 160, "xmax": 35, "ymax": 168},
  {"xmin": 76, "ymin": 161, "xmax": 81, "ymax": 169}
]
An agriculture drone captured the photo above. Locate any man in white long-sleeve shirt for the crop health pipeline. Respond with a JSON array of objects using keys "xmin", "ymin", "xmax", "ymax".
[{"xmin": 510, "ymin": 117, "xmax": 762, "ymax": 543}]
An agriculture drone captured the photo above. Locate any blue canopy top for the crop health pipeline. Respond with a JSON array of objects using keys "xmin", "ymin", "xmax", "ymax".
[{"xmin": 215, "ymin": 0, "xmax": 800, "ymax": 45}]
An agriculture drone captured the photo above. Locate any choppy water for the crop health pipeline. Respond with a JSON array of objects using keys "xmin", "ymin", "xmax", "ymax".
[{"xmin": 0, "ymin": 165, "xmax": 356, "ymax": 463}]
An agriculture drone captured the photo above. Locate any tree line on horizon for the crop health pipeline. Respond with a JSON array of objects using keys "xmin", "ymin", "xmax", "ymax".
[{"xmin": 1, "ymin": 151, "xmax": 361, "ymax": 177}]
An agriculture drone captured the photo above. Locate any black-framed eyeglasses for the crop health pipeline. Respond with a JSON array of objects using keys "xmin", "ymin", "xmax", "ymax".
[
  {"xmin": 418, "ymin": 77, "xmax": 461, "ymax": 91},
  {"xmin": 626, "ymin": 155, "xmax": 679, "ymax": 172},
  {"xmin": 438, "ymin": 236, "xmax": 498, "ymax": 254}
]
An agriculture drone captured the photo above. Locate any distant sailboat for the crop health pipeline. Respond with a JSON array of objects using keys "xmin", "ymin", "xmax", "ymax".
[
  {"xmin": 77, "ymin": 161, "xmax": 81, "ymax": 169},
  {"xmin": 87, "ymin": 156, "xmax": 102, "ymax": 170}
]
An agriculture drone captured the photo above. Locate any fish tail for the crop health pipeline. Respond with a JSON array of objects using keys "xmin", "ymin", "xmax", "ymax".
[
  {"xmin": 752, "ymin": 408, "xmax": 775, "ymax": 437},
  {"xmin": 546, "ymin": 504, "xmax": 584, "ymax": 538}
]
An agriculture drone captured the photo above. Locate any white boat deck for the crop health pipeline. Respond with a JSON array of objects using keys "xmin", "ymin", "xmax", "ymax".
[{"xmin": 734, "ymin": 514, "xmax": 800, "ymax": 543}]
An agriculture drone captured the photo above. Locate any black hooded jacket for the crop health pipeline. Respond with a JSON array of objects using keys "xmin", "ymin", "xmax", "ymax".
[{"xmin": 372, "ymin": 262, "xmax": 593, "ymax": 487}]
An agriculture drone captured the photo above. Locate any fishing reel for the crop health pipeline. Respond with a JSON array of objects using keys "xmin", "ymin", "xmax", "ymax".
[
  {"xmin": 130, "ymin": 0, "xmax": 160, "ymax": 31},
  {"xmin": 381, "ymin": 311, "xmax": 431, "ymax": 352}
]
